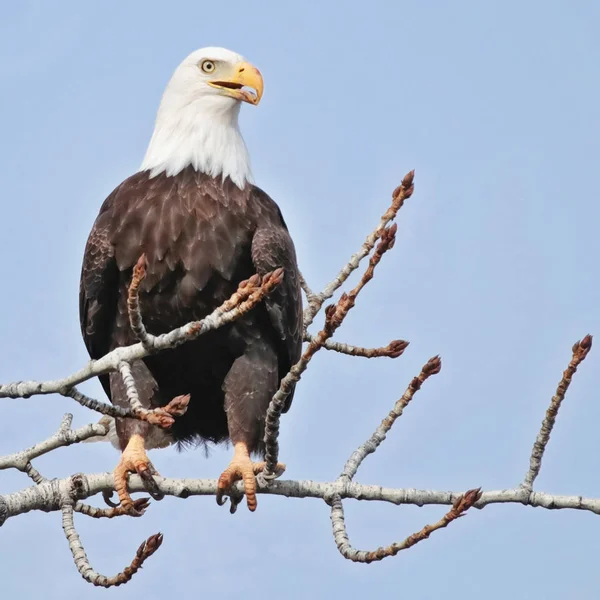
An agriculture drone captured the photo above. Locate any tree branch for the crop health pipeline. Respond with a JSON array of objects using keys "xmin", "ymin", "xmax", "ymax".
[
  {"xmin": 302, "ymin": 170, "xmax": 414, "ymax": 330},
  {"xmin": 522, "ymin": 335, "xmax": 593, "ymax": 490},
  {"xmin": 0, "ymin": 414, "xmax": 107, "ymax": 471},
  {"xmin": 340, "ymin": 355, "xmax": 441, "ymax": 482},
  {"xmin": 0, "ymin": 269, "xmax": 283, "ymax": 413},
  {"xmin": 306, "ymin": 334, "xmax": 409, "ymax": 359},
  {"xmin": 127, "ymin": 255, "xmax": 156, "ymax": 350},
  {"xmin": 329, "ymin": 488, "xmax": 482, "ymax": 563},
  {"xmin": 62, "ymin": 500, "xmax": 162, "ymax": 587},
  {"xmin": 3, "ymin": 475, "xmax": 600, "ymax": 525},
  {"xmin": 261, "ymin": 224, "xmax": 400, "ymax": 479},
  {"xmin": 0, "ymin": 414, "xmax": 151, "ymax": 519}
]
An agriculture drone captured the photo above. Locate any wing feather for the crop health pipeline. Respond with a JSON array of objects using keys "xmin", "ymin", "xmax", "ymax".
[{"xmin": 250, "ymin": 187, "xmax": 303, "ymax": 413}]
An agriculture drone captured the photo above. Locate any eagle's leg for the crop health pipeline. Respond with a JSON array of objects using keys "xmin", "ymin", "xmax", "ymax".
[
  {"xmin": 108, "ymin": 363, "xmax": 170, "ymax": 515},
  {"xmin": 113, "ymin": 433, "xmax": 160, "ymax": 516},
  {"xmin": 218, "ymin": 343, "xmax": 286, "ymax": 511},
  {"xmin": 216, "ymin": 442, "xmax": 285, "ymax": 511}
]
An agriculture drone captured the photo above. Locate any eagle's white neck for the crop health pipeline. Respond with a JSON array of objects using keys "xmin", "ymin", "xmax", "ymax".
[{"xmin": 140, "ymin": 93, "xmax": 253, "ymax": 189}]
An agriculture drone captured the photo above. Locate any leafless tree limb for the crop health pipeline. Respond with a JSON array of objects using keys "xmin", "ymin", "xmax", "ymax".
[
  {"xmin": 329, "ymin": 488, "xmax": 482, "ymax": 563},
  {"xmin": 340, "ymin": 355, "xmax": 442, "ymax": 482},
  {"xmin": 307, "ymin": 334, "xmax": 409, "ymax": 359},
  {"xmin": 118, "ymin": 361, "xmax": 144, "ymax": 412},
  {"xmin": 0, "ymin": 413, "xmax": 151, "ymax": 519},
  {"xmin": 0, "ymin": 414, "xmax": 107, "ymax": 472},
  {"xmin": 127, "ymin": 255, "xmax": 156, "ymax": 350},
  {"xmin": 299, "ymin": 271, "xmax": 319, "ymax": 311},
  {"xmin": 0, "ymin": 269, "xmax": 283, "ymax": 412},
  {"xmin": 4, "ymin": 473, "xmax": 600, "ymax": 523},
  {"xmin": 261, "ymin": 223, "xmax": 400, "ymax": 479},
  {"xmin": 302, "ymin": 170, "xmax": 414, "ymax": 330},
  {"xmin": 521, "ymin": 335, "xmax": 593, "ymax": 490},
  {"xmin": 62, "ymin": 500, "xmax": 162, "ymax": 587}
]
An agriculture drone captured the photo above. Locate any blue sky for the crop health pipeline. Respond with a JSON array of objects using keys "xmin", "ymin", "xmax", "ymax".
[{"xmin": 1, "ymin": 0, "xmax": 600, "ymax": 597}]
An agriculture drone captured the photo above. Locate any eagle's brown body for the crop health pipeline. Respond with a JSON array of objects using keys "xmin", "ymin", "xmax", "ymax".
[{"xmin": 79, "ymin": 167, "xmax": 302, "ymax": 456}]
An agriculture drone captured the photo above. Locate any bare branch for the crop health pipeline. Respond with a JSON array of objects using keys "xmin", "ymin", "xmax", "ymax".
[
  {"xmin": 299, "ymin": 271, "xmax": 315, "ymax": 299},
  {"xmin": 0, "ymin": 270, "xmax": 282, "ymax": 413},
  {"xmin": 3, "ymin": 474, "xmax": 600, "ymax": 527},
  {"xmin": 67, "ymin": 386, "xmax": 189, "ymax": 431},
  {"xmin": 22, "ymin": 462, "xmax": 46, "ymax": 485},
  {"xmin": 127, "ymin": 254, "xmax": 156, "ymax": 350},
  {"xmin": 0, "ymin": 414, "xmax": 151, "ymax": 519},
  {"xmin": 329, "ymin": 488, "xmax": 481, "ymax": 563},
  {"xmin": 262, "ymin": 226, "xmax": 399, "ymax": 478},
  {"xmin": 118, "ymin": 361, "xmax": 144, "ymax": 412},
  {"xmin": 74, "ymin": 498, "xmax": 151, "ymax": 519},
  {"xmin": 65, "ymin": 387, "xmax": 136, "ymax": 420},
  {"xmin": 522, "ymin": 334, "xmax": 593, "ymax": 490},
  {"xmin": 0, "ymin": 414, "xmax": 108, "ymax": 472},
  {"xmin": 307, "ymin": 334, "xmax": 409, "ymax": 359},
  {"xmin": 299, "ymin": 272, "xmax": 320, "ymax": 320},
  {"xmin": 116, "ymin": 362, "xmax": 191, "ymax": 430},
  {"xmin": 62, "ymin": 501, "xmax": 162, "ymax": 587},
  {"xmin": 303, "ymin": 170, "xmax": 414, "ymax": 330},
  {"xmin": 340, "ymin": 355, "xmax": 442, "ymax": 482}
]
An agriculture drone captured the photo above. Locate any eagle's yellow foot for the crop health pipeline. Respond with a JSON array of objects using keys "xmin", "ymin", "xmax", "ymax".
[
  {"xmin": 113, "ymin": 434, "xmax": 159, "ymax": 516},
  {"xmin": 216, "ymin": 442, "xmax": 285, "ymax": 512}
]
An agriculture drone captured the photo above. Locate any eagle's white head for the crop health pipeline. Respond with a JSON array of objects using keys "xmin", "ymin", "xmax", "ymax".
[{"xmin": 140, "ymin": 47, "xmax": 264, "ymax": 189}]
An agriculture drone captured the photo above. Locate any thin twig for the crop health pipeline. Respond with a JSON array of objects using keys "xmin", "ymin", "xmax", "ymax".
[
  {"xmin": 74, "ymin": 498, "xmax": 151, "ymax": 519},
  {"xmin": 329, "ymin": 488, "xmax": 482, "ymax": 563},
  {"xmin": 299, "ymin": 272, "xmax": 315, "ymax": 299},
  {"xmin": 0, "ymin": 415, "xmax": 108, "ymax": 471},
  {"xmin": 118, "ymin": 361, "xmax": 144, "ymax": 412},
  {"xmin": 299, "ymin": 272, "xmax": 320, "ymax": 320},
  {"xmin": 127, "ymin": 255, "xmax": 156, "ymax": 349},
  {"xmin": 261, "ymin": 225, "xmax": 399, "ymax": 478},
  {"xmin": 0, "ymin": 415, "xmax": 150, "ymax": 519},
  {"xmin": 305, "ymin": 334, "xmax": 409, "ymax": 359},
  {"xmin": 61, "ymin": 502, "xmax": 162, "ymax": 587},
  {"xmin": 65, "ymin": 387, "xmax": 137, "ymax": 420},
  {"xmin": 340, "ymin": 355, "xmax": 442, "ymax": 482},
  {"xmin": 303, "ymin": 170, "xmax": 414, "ymax": 330},
  {"xmin": 22, "ymin": 462, "xmax": 46, "ymax": 484},
  {"xmin": 522, "ymin": 334, "xmax": 593, "ymax": 490}
]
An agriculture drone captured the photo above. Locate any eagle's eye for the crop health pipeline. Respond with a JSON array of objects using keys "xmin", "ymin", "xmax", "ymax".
[{"xmin": 200, "ymin": 60, "xmax": 216, "ymax": 74}]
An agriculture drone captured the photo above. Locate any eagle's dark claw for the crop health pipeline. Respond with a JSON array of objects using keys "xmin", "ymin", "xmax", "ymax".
[
  {"xmin": 138, "ymin": 467, "xmax": 164, "ymax": 501},
  {"xmin": 215, "ymin": 484, "xmax": 243, "ymax": 514}
]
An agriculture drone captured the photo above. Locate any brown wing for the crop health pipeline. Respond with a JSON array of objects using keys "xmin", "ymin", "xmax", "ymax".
[
  {"xmin": 79, "ymin": 195, "xmax": 120, "ymax": 400},
  {"xmin": 250, "ymin": 186, "xmax": 303, "ymax": 413}
]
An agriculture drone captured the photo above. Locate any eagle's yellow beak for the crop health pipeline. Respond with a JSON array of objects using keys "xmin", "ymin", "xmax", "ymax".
[{"xmin": 208, "ymin": 61, "xmax": 264, "ymax": 106}]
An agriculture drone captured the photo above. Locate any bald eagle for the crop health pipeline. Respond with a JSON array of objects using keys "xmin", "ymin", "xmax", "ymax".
[{"xmin": 79, "ymin": 47, "xmax": 302, "ymax": 513}]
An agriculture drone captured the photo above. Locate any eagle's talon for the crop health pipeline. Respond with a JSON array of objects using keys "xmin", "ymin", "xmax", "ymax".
[
  {"xmin": 217, "ymin": 442, "xmax": 285, "ymax": 512},
  {"xmin": 113, "ymin": 434, "xmax": 158, "ymax": 516},
  {"xmin": 260, "ymin": 463, "xmax": 286, "ymax": 481},
  {"xmin": 102, "ymin": 489, "xmax": 120, "ymax": 508},
  {"xmin": 229, "ymin": 497, "xmax": 239, "ymax": 514},
  {"xmin": 138, "ymin": 468, "xmax": 164, "ymax": 500}
]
